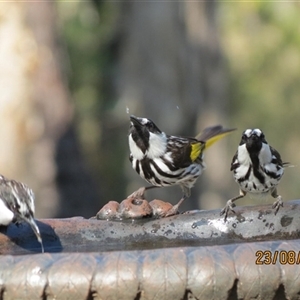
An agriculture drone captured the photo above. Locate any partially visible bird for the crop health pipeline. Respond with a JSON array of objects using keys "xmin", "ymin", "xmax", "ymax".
[
  {"xmin": 0, "ymin": 175, "xmax": 44, "ymax": 252},
  {"xmin": 220, "ymin": 128, "xmax": 288, "ymax": 222},
  {"xmin": 128, "ymin": 115, "xmax": 236, "ymax": 216}
]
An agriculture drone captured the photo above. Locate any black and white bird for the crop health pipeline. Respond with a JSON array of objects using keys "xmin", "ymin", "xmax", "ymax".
[
  {"xmin": 0, "ymin": 175, "xmax": 44, "ymax": 252},
  {"xmin": 129, "ymin": 115, "xmax": 235, "ymax": 216},
  {"xmin": 220, "ymin": 128, "xmax": 287, "ymax": 222}
]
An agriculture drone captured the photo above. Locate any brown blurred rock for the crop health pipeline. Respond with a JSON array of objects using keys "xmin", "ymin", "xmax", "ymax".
[
  {"xmin": 96, "ymin": 188, "xmax": 175, "ymax": 220},
  {"xmin": 96, "ymin": 201, "xmax": 119, "ymax": 219},
  {"xmin": 149, "ymin": 199, "xmax": 174, "ymax": 217},
  {"xmin": 119, "ymin": 197, "xmax": 152, "ymax": 219}
]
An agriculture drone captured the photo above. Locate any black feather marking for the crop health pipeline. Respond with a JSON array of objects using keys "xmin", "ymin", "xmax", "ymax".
[
  {"xmin": 264, "ymin": 169, "xmax": 281, "ymax": 179},
  {"xmin": 237, "ymin": 165, "xmax": 252, "ymax": 183},
  {"xmin": 249, "ymin": 152, "xmax": 265, "ymax": 184},
  {"xmin": 270, "ymin": 146, "xmax": 283, "ymax": 167},
  {"xmin": 161, "ymin": 156, "xmax": 179, "ymax": 172},
  {"xmin": 135, "ymin": 160, "xmax": 140, "ymax": 174},
  {"xmin": 150, "ymin": 159, "xmax": 184, "ymax": 179},
  {"xmin": 167, "ymin": 137, "xmax": 195, "ymax": 168},
  {"xmin": 141, "ymin": 159, "xmax": 155, "ymax": 180},
  {"xmin": 230, "ymin": 151, "xmax": 239, "ymax": 171}
]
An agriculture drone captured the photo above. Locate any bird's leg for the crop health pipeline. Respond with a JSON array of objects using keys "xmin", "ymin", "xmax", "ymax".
[
  {"xmin": 220, "ymin": 189, "xmax": 246, "ymax": 222},
  {"xmin": 127, "ymin": 186, "xmax": 160, "ymax": 199},
  {"xmin": 163, "ymin": 197, "xmax": 186, "ymax": 217},
  {"xmin": 162, "ymin": 187, "xmax": 190, "ymax": 217},
  {"xmin": 271, "ymin": 188, "xmax": 283, "ymax": 215}
]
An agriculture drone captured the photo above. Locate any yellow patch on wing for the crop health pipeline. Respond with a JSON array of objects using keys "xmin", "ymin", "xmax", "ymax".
[{"xmin": 190, "ymin": 142, "xmax": 202, "ymax": 162}]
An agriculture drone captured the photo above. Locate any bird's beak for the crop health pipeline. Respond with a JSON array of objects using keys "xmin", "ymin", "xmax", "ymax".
[{"xmin": 130, "ymin": 115, "xmax": 143, "ymax": 127}]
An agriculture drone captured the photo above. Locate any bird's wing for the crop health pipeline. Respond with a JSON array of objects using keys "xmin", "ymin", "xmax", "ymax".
[
  {"xmin": 230, "ymin": 151, "xmax": 239, "ymax": 171},
  {"xmin": 270, "ymin": 146, "xmax": 284, "ymax": 167},
  {"xmin": 167, "ymin": 136, "xmax": 203, "ymax": 168}
]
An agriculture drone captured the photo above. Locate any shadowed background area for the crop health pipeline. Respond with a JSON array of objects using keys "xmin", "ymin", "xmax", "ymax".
[{"xmin": 0, "ymin": 1, "xmax": 298, "ymax": 218}]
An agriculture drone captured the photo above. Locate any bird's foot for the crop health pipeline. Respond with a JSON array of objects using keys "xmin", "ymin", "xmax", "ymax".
[
  {"xmin": 160, "ymin": 197, "xmax": 185, "ymax": 217},
  {"xmin": 272, "ymin": 196, "xmax": 283, "ymax": 215},
  {"xmin": 127, "ymin": 187, "xmax": 147, "ymax": 200},
  {"xmin": 162, "ymin": 206, "xmax": 180, "ymax": 217},
  {"xmin": 220, "ymin": 199, "xmax": 236, "ymax": 222}
]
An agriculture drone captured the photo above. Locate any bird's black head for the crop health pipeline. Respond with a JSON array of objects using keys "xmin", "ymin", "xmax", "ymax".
[
  {"xmin": 129, "ymin": 115, "xmax": 162, "ymax": 153},
  {"xmin": 240, "ymin": 128, "xmax": 267, "ymax": 153}
]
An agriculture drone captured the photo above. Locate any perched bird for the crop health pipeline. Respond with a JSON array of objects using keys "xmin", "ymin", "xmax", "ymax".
[
  {"xmin": 128, "ymin": 115, "xmax": 235, "ymax": 216},
  {"xmin": 220, "ymin": 128, "xmax": 288, "ymax": 222},
  {"xmin": 0, "ymin": 175, "xmax": 44, "ymax": 252}
]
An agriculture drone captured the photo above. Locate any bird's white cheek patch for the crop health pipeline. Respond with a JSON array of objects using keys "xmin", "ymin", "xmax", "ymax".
[
  {"xmin": 237, "ymin": 144, "xmax": 251, "ymax": 165},
  {"xmin": 259, "ymin": 143, "xmax": 272, "ymax": 164},
  {"xmin": 0, "ymin": 199, "xmax": 14, "ymax": 225},
  {"xmin": 147, "ymin": 132, "xmax": 167, "ymax": 159},
  {"xmin": 129, "ymin": 134, "xmax": 144, "ymax": 160}
]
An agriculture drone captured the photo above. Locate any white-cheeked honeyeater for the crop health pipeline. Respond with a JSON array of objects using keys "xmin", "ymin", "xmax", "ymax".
[
  {"xmin": 0, "ymin": 175, "xmax": 44, "ymax": 252},
  {"xmin": 220, "ymin": 128, "xmax": 288, "ymax": 222},
  {"xmin": 128, "ymin": 115, "xmax": 235, "ymax": 216}
]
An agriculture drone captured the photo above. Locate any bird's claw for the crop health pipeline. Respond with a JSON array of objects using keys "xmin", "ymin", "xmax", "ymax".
[
  {"xmin": 159, "ymin": 197, "xmax": 185, "ymax": 217},
  {"xmin": 127, "ymin": 187, "xmax": 147, "ymax": 199},
  {"xmin": 272, "ymin": 196, "xmax": 283, "ymax": 215},
  {"xmin": 161, "ymin": 205, "xmax": 180, "ymax": 217},
  {"xmin": 220, "ymin": 200, "xmax": 236, "ymax": 222}
]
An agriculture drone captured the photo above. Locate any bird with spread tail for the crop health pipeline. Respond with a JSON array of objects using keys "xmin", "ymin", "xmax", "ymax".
[
  {"xmin": 220, "ymin": 128, "xmax": 289, "ymax": 222},
  {"xmin": 128, "ymin": 115, "xmax": 236, "ymax": 216},
  {"xmin": 0, "ymin": 175, "xmax": 44, "ymax": 252}
]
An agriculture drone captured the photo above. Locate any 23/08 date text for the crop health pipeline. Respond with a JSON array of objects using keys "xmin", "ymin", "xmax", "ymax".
[{"xmin": 255, "ymin": 250, "xmax": 300, "ymax": 265}]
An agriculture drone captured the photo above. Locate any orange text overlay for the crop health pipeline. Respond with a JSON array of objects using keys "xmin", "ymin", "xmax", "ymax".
[{"xmin": 255, "ymin": 250, "xmax": 300, "ymax": 265}]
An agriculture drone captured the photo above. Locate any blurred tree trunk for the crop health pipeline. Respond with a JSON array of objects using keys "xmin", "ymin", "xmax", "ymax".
[
  {"xmin": 115, "ymin": 2, "xmax": 231, "ymax": 210},
  {"xmin": 0, "ymin": 2, "xmax": 99, "ymax": 218}
]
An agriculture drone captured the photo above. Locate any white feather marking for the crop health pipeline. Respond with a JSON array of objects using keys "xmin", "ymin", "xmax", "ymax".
[
  {"xmin": 128, "ymin": 134, "xmax": 144, "ymax": 160},
  {"xmin": 11, "ymin": 188, "xmax": 28, "ymax": 216},
  {"xmin": 140, "ymin": 118, "xmax": 149, "ymax": 125},
  {"xmin": 152, "ymin": 158, "xmax": 172, "ymax": 174},
  {"xmin": 237, "ymin": 144, "xmax": 251, "ymax": 165},
  {"xmin": 0, "ymin": 199, "xmax": 14, "ymax": 225},
  {"xmin": 163, "ymin": 152, "xmax": 173, "ymax": 163},
  {"xmin": 244, "ymin": 129, "xmax": 253, "ymax": 137},
  {"xmin": 147, "ymin": 132, "xmax": 167, "ymax": 159},
  {"xmin": 258, "ymin": 143, "xmax": 272, "ymax": 165},
  {"xmin": 253, "ymin": 128, "xmax": 262, "ymax": 136},
  {"xmin": 259, "ymin": 143, "xmax": 284, "ymax": 177}
]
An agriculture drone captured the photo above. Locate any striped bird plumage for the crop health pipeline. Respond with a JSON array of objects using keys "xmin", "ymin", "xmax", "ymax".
[
  {"xmin": 129, "ymin": 115, "xmax": 235, "ymax": 215},
  {"xmin": 0, "ymin": 175, "xmax": 44, "ymax": 252},
  {"xmin": 221, "ymin": 128, "xmax": 287, "ymax": 221},
  {"xmin": 130, "ymin": 135, "xmax": 205, "ymax": 196}
]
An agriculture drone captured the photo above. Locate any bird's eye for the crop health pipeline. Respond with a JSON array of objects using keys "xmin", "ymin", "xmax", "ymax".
[{"xmin": 147, "ymin": 122, "xmax": 154, "ymax": 131}]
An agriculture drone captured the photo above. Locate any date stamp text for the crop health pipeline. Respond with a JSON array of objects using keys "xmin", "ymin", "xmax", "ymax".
[{"xmin": 255, "ymin": 250, "xmax": 300, "ymax": 265}]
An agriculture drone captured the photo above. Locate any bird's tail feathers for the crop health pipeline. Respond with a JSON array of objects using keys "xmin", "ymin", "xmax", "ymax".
[
  {"xmin": 283, "ymin": 162, "xmax": 295, "ymax": 168},
  {"xmin": 196, "ymin": 125, "xmax": 236, "ymax": 150}
]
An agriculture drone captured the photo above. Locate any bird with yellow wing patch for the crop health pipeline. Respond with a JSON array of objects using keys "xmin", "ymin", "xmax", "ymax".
[{"xmin": 128, "ymin": 115, "xmax": 236, "ymax": 216}]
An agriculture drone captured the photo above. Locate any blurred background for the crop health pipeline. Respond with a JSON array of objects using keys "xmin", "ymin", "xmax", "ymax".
[{"xmin": 0, "ymin": 1, "xmax": 299, "ymax": 218}]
